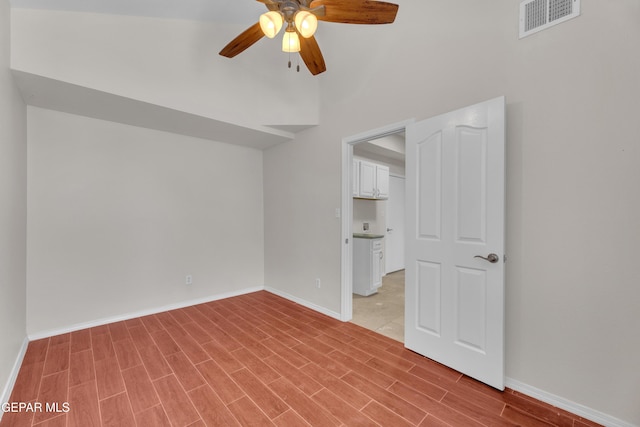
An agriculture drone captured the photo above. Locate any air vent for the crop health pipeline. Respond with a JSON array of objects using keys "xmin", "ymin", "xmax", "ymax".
[{"xmin": 519, "ymin": 0, "xmax": 580, "ymax": 39}]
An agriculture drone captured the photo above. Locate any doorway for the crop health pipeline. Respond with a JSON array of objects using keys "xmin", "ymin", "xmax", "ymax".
[
  {"xmin": 351, "ymin": 137, "xmax": 406, "ymax": 341},
  {"xmin": 342, "ymin": 97, "xmax": 506, "ymax": 389},
  {"xmin": 340, "ymin": 119, "xmax": 413, "ymax": 338}
]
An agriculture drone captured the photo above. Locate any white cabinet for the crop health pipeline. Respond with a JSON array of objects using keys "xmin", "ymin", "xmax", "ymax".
[
  {"xmin": 354, "ymin": 160, "xmax": 389, "ymax": 199},
  {"xmin": 353, "ymin": 237, "xmax": 384, "ymax": 296},
  {"xmin": 376, "ymin": 164, "xmax": 389, "ymax": 199},
  {"xmin": 353, "ymin": 159, "xmax": 359, "ymax": 196},
  {"xmin": 358, "ymin": 161, "xmax": 376, "ymax": 198}
]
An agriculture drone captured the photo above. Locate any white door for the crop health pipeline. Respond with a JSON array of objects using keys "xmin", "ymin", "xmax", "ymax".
[
  {"xmin": 386, "ymin": 175, "xmax": 405, "ymax": 273},
  {"xmin": 405, "ymin": 97, "xmax": 506, "ymax": 390}
]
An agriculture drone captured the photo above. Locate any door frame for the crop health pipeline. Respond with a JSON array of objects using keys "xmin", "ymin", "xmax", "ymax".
[{"xmin": 340, "ymin": 119, "xmax": 415, "ymax": 321}]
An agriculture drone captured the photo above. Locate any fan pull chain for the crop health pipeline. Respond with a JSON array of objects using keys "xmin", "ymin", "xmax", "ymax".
[{"xmin": 286, "ymin": 52, "xmax": 300, "ymax": 72}]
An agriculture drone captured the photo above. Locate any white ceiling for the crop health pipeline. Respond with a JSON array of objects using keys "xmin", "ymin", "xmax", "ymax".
[
  {"xmin": 9, "ymin": 0, "xmax": 265, "ymax": 25},
  {"xmin": 9, "ymin": 0, "xmax": 307, "ymax": 148}
]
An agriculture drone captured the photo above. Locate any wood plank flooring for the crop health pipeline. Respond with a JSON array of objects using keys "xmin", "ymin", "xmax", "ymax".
[{"xmin": 1, "ymin": 291, "xmax": 603, "ymax": 427}]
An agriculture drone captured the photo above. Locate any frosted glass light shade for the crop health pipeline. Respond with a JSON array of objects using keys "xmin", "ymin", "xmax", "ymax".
[
  {"xmin": 259, "ymin": 11, "xmax": 283, "ymax": 38},
  {"xmin": 282, "ymin": 30, "xmax": 300, "ymax": 52},
  {"xmin": 294, "ymin": 11, "xmax": 318, "ymax": 38}
]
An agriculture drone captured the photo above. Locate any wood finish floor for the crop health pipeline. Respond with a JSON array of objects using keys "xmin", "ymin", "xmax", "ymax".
[{"xmin": 1, "ymin": 291, "xmax": 602, "ymax": 427}]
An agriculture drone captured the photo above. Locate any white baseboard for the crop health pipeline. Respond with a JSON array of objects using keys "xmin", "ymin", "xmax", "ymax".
[
  {"xmin": 264, "ymin": 287, "xmax": 342, "ymax": 321},
  {"xmin": 0, "ymin": 336, "xmax": 29, "ymax": 422},
  {"xmin": 505, "ymin": 377, "xmax": 635, "ymax": 427},
  {"xmin": 27, "ymin": 286, "xmax": 265, "ymax": 341}
]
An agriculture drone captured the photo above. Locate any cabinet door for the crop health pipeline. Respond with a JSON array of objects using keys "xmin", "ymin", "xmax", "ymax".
[
  {"xmin": 372, "ymin": 247, "xmax": 383, "ymax": 288},
  {"xmin": 353, "ymin": 160, "xmax": 360, "ymax": 196},
  {"xmin": 358, "ymin": 161, "xmax": 376, "ymax": 198},
  {"xmin": 376, "ymin": 165, "xmax": 390, "ymax": 199}
]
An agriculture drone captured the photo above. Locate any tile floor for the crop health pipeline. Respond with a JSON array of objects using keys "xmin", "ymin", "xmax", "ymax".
[
  {"xmin": 352, "ymin": 270, "xmax": 405, "ymax": 342},
  {"xmin": 1, "ymin": 291, "xmax": 603, "ymax": 427}
]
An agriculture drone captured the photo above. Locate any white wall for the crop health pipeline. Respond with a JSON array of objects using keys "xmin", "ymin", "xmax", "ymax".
[
  {"xmin": 0, "ymin": 0, "xmax": 27, "ymax": 407},
  {"xmin": 264, "ymin": 0, "xmax": 640, "ymax": 425},
  {"xmin": 26, "ymin": 107, "xmax": 265, "ymax": 336},
  {"xmin": 353, "ymin": 198, "xmax": 386, "ymax": 236},
  {"xmin": 11, "ymin": 9, "xmax": 319, "ymax": 129}
]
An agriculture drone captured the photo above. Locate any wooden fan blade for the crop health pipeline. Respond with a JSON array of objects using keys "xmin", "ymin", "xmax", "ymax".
[
  {"xmin": 309, "ymin": 0, "xmax": 398, "ymax": 24},
  {"xmin": 219, "ymin": 22, "xmax": 265, "ymax": 58},
  {"xmin": 298, "ymin": 34, "xmax": 327, "ymax": 75}
]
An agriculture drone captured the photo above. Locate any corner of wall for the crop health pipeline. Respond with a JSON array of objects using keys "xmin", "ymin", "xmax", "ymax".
[
  {"xmin": 0, "ymin": 338, "xmax": 29, "ymax": 411},
  {"xmin": 0, "ymin": 0, "xmax": 29, "ymax": 417}
]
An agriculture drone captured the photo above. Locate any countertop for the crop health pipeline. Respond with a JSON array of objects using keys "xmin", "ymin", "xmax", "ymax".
[{"xmin": 353, "ymin": 233, "xmax": 384, "ymax": 239}]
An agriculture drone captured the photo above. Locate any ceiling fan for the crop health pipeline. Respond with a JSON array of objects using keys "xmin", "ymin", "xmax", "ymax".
[{"xmin": 219, "ymin": 0, "xmax": 399, "ymax": 75}]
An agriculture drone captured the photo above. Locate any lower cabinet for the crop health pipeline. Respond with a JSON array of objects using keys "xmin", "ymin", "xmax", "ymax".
[{"xmin": 353, "ymin": 237, "xmax": 384, "ymax": 296}]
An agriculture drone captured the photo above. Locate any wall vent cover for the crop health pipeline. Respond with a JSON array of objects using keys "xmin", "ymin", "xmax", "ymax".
[{"xmin": 519, "ymin": 0, "xmax": 580, "ymax": 38}]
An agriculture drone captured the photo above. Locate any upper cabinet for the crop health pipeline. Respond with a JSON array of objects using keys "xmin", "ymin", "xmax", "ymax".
[
  {"xmin": 353, "ymin": 159, "xmax": 360, "ymax": 197},
  {"xmin": 354, "ymin": 160, "xmax": 389, "ymax": 200},
  {"xmin": 375, "ymin": 163, "xmax": 389, "ymax": 199}
]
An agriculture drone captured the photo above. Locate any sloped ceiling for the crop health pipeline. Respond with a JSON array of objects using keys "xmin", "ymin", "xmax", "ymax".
[
  {"xmin": 10, "ymin": 0, "xmax": 313, "ymax": 148},
  {"xmin": 14, "ymin": 71, "xmax": 294, "ymax": 149}
]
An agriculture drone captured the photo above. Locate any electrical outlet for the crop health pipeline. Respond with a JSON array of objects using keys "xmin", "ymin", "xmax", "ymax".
[
  {"xmin": 186, "ymin": 275, "xmax": 193, "ymax": 285},
  {"xmin": 315, "ymin": 278, "xmax": 321, "ymax": 289}
]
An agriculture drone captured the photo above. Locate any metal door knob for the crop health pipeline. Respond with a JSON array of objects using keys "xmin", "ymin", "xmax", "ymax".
[{"xmin": 474, "ymin": 253, "xmax": 499, "ymax": 263}]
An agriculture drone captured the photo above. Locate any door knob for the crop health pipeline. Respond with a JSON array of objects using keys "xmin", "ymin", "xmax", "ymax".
[
  {"xmin": 474, "ymin": 253, "xmax": 499, "ymax": 263},
  {"xmin": 387, "ymin": 228, "xmax": 393, "ymax": 232}
]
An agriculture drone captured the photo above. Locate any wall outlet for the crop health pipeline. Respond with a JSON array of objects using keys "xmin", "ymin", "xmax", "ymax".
[
  {"xmin": 315, "ymin": 278, "xmax": 321, "ymax": 289},
  {"xmin": 186, "ymin": 275, "xmax": 193, "ymax": 285},
  {"xmin": 363, "ymin": 222, "xmax": 369, "ymax": 231}
]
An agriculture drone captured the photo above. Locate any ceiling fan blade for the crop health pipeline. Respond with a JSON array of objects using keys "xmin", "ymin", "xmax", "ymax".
[
  {"xmin": 309, "ymin": 0, "xmax": 398, "ymax": 24},
  {"xmin": 298, "ymin": 34, "xmax": 327, "ymax": 75},
  {"xmin": 219, "ymin": 22, "xmax": 265, "ymax": 58}
]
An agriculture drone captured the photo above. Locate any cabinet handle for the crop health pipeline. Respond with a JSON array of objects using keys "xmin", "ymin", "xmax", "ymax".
[{"xmin": 379, "ymin": 252, "xmax": 383, "ymax": 259}]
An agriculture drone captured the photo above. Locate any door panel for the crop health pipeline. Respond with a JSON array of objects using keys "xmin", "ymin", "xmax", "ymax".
[
  {"xmin": 417, "ymin": 260, "xmax": 441, "ymax": 336},
  {"xmin": 456, "ymin": 126, "xmax": 487, "ymax": 243},
  {"xmin": 405, "ymin": 96, "xmax": 505, "ymax": 390},
  {"xmin": 417, "ymin": 132, "xmax": 442, "ymax": 240},
  {"xmin": 455, "ymin": 266, "xmax": 487, "ymax": 353}
]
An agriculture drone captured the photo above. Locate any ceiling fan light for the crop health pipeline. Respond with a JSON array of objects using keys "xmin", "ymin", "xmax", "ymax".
[
  {"xmin": 259, "ymin": 11, "xmax": 283, "ymax": 38},
  {"xmin": 282, "ymin": 30, "xmax": 301, "ymax": 53},
  {"xmin": 294, "ymin": 11, "xmax": 318, "ymax": 38}
]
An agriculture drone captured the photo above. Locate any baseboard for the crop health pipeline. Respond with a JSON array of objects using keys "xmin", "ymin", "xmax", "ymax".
[
  {"xmin": 0, "ymin": 336, "xmax": 29, "ymax": 422},
  {"xmin": 27, "ymin": 286, "xmax": 265, "ymax": 341},
  {"xmin": 264, "ymin": 287, "xmax": 342, "ymax": 321},
  {"xmin": 505, "ymin": 377, "xmax": 635, "ymax": 427}
]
